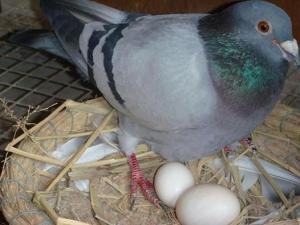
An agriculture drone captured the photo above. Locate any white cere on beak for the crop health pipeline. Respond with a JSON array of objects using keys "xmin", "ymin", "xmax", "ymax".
[{"xmin": 280, "ymin": 39, "xmax": 299, "ymax": 58}]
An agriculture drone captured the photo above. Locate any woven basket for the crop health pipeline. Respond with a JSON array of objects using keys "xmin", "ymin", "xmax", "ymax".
[{"xmin": 1, "ymin": 97, "xmax": 300, "ymax": 225}]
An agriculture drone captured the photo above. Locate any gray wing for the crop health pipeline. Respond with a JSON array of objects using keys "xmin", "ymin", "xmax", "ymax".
[
  {"xmin": 80, "ymin": 14, "xmax": 217, "ymax": 131},
  {"xmin": 41, "ymin": 1, "xmax": 215, "ymax": 131},
  {"xmin": 40, "ymin": 0, "xmax": 144, "ymax": 81}
]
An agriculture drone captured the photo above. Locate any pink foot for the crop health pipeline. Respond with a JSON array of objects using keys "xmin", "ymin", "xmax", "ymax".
[
  {"xmin": 240, "ymin": 137, "xmax": 257, "ymax": 153},
  {"xmin": 239, "ymin": 137, "xmax": 252, "ymax": 147},
  {"xmin": 128, "ymin": 153, "xmax": 161, "ymax": 208},
  {"xmin": 223, "ymin": 146, "xmax": 232, "ymax": 153},
  {"xmin": 224, "ymin": 137, "xmax": 253, "ymax": 154}
]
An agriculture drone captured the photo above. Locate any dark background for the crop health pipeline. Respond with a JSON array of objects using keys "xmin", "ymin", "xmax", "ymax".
[{"xmin": 93, "ymin": 0, "xmax": 300, "ymax": 41}]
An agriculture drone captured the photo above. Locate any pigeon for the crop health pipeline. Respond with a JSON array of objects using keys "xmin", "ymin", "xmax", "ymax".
[{"xmin": 17, "ymin": 0, "xmax": 300, "ymax": 206}]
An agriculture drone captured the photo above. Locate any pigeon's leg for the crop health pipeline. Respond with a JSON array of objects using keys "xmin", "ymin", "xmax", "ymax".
[
  {"xmin": 240, "ymin": 137, "xmax": 258, "ymax": 153},
  {"xmin": 224, "ymin": 137, "xmax": 252, "ymax": 154},
  {"xmin": 223, "ymin": 146, "xmax": 232, "ymax": 153},
  {"xmin": 240, "ymin": 137, "xmax": 252, "ymax": 147},
  {"xmin": 118, "ymin": 115, "xmax": 161, "ymax": 208},
  {"xmin": 127, "ymin": 153, "xmax": 161, "ymax": 208}
]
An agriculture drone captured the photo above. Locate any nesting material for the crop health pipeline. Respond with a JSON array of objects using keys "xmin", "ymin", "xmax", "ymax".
[{"xmin": 1, "ymin": 97, "xmax": 300, "ymax": 225}]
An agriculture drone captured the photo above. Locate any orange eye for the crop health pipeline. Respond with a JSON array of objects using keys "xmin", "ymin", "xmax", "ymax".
[{"xmin": 257, "ymin": 21, "xmax": 271, "ymax": 34}]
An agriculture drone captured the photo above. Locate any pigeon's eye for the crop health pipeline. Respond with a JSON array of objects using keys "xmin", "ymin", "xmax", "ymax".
[{"xmin": 257, "ymin": 21, "xmax": 271, "ymax": 34}]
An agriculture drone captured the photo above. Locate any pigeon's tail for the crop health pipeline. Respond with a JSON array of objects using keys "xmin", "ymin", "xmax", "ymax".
[
  {"xmin": 9, "ymin": 29, "xmax": 89, "ymax": 81},
  {"xmin": 9, "ymin": 30, "xmax": 70, "ymax": 60}
]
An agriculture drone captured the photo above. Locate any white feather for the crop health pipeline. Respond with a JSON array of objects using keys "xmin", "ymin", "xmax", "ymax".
[
  {"xmin": 250, "ymin": 209, "xmax": 281, "ymax": 225},
  {"xmin": 43, "ymin": 136, "xmax": 118, "ymax": 192},
  {"xmin": 212, "ymin": 156, "xmax": 300, "ymax": 201}
]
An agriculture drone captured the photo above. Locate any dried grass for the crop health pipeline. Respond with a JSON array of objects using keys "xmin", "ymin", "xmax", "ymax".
[{"xmin": 1, "ymin": 97, "xmax": 300, "ymax": 225}]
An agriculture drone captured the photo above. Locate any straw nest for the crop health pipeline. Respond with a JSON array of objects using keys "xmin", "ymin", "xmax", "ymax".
[{"xmin": 1, "ymin": 97, "xmax": 300, "ymax": 225}]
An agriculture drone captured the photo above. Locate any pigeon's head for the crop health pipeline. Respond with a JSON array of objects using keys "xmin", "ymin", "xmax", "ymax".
[
  {"xmin": 222, "ymin": 0, "xmax": 299, "ymax": 68},
  {"xmin": 199, "ymin": 1, "xmax": 298, "ymax": 113}
]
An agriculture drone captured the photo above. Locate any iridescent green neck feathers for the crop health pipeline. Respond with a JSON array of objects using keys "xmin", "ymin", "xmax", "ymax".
[{"xmin": 198, "ymin": 15, "xmax": 288, "ymax": 114}]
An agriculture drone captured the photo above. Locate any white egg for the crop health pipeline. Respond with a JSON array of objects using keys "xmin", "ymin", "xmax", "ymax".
[
  {"xmin": 176, "ymin": 184, "xmax": 241, "ymax": 225},
  {"xmin": 154, "ymin": 162, "xmax": 195, "ymax": 208}
]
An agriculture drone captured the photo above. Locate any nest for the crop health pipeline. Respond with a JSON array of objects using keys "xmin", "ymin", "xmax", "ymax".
[{"xmin": 1, "ymin": 97, "xmax": 300, "ymax": 225}]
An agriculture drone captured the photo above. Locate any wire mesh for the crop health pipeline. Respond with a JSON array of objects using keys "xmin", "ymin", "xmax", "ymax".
[{"xmin": 0, "ymin": 41, "xmax": 95, "ymax": 121}]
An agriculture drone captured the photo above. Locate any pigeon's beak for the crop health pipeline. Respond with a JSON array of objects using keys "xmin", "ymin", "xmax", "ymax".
[{"xmin": 274, "ymin": 39, "xmax": 300, "ymax": 69}]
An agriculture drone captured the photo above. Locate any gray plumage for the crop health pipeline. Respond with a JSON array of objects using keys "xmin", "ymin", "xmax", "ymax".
[
  {"xmin": 36, "ymin": 0, "xmax": 298, "ymax": 161},
  {"xmin": 9, "ymin": 30, "xmax": 69, "ymax": 60}
]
